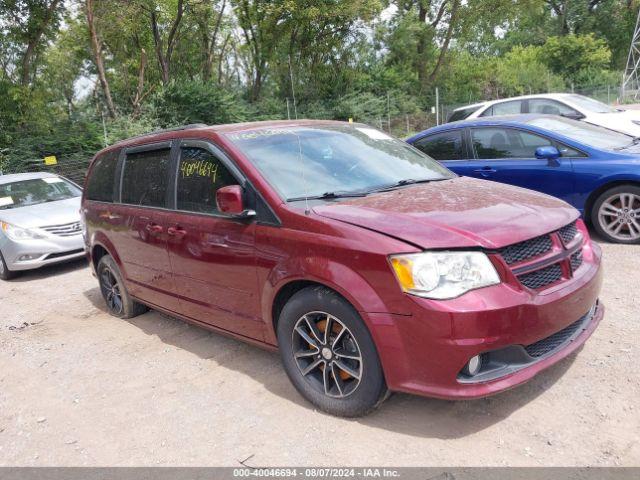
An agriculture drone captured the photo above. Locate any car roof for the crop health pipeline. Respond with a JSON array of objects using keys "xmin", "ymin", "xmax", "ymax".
[
  {"xmin": 108, "ymin": 119, "xmax": 358, "ymax": 149},
  {"xmin": 407, "ymin": 114, "xmax": 558, "ymax": 141},
  {"xmin": 0, "ymin": 171, "xmax": 59, "ymax": 185},
  {"xmin": 451, "ymin": 93, "xmax": 575, "ymax": 112}
]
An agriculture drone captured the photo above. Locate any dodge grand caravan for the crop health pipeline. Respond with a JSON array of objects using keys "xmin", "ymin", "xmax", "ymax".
[{"xmin": 82, "ymin": 121, "xmax": 603, "ymax": 417}]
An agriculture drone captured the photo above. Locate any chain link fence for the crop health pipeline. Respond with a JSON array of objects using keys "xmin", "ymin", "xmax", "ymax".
[{"xmin": 1, "ymin": 82, "xmax": 636, "ymax": 184}]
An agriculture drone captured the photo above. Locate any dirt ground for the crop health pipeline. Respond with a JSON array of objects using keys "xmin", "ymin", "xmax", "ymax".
[{"xmin": 0, "ymin": 239, "xmax": 638, "ymax": 467}]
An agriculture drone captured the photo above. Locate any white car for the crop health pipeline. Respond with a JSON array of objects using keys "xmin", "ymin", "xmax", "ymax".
[
  {"xmin": 0, "ymin": 172, "xmax": 85, "ymax": 280},
  {"xmin": 448, "ymin": 93, "xmax": 640, "ymax": 137}
]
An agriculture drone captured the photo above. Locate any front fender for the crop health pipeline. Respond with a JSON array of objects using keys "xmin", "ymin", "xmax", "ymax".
[{"xmin": 261, "ymin": 255, "xmax": 404, "ymax": 344}]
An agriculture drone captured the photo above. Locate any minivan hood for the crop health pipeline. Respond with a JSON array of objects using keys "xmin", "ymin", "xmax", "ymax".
[
  {"xmin": 313, "ymin": 177, "xmax": 578, "ymax": 249},
  {"xmin": 0, "ymin": 197, "xmax": 81, "ymax": 229}
]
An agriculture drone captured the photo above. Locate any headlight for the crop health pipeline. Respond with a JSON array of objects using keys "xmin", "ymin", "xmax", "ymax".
[
  {"xmin": 390, "ymin": 251, "xmax": 500, "ymax": 299},
  {"xmin": 0, "ymin": 221, "xmax": 46, "ymax": 241}
]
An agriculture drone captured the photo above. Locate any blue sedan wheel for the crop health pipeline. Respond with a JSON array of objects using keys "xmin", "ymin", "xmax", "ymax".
[{"xmin": 593, "ymin": 185, "xmax": 640, "ymax": 244}]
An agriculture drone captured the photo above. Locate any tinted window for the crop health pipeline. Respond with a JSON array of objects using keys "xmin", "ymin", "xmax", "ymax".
[
  {"xmin": 177, "ymin": 147, "xmax": 237, "ymax": 213},
  {"xmin": 481, "ymin": 100, "xmax": 522, "ymax": 117},
  {"xmin": 86, "ymin": 150, "xmax": 118, "ymax": 202},
  {"xmin": 121, "ymin": 148, "xmax": 170, "ymax": 207},
  {"xmin": 0, "ymin": 177, "xmax": 81, "ymax": 210},
  {"xmin": 528, "ymin": 98, "xmax": 578, "ymax": 116},
  {"xmin": 448, "ymin": 106, "xmax": 480, "ymax": 122},
  {"xmin": 413, "ymin": 131, "xmax": 465, "ymax": 160},
  {"xmin": 471, "ymin": 128, "xmax": 552, "ymax": 159}
]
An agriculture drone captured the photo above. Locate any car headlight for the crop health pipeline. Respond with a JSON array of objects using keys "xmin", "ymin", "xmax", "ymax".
[
  {"xmin": 0, "ymin": 221, "xmax": 46, "ymax": 241},
  {"xmin": 390, "ymin": 251, "xmax": 500, "ymax": 299}
]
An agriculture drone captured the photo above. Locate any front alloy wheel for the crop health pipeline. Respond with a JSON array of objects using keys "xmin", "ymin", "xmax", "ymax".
[
  {"xmin": 593, "ymin": 186, "xmax": 640, "ymax": 244},
  {"xmin": 277, "ymin": 286, "xmax": 387, "ymax": 417},
  {"xmin": 292, "ymin": 311, "xmax": 363, "ymax": 398}
]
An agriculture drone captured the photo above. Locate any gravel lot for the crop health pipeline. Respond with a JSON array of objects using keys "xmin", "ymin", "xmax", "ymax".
[{"xmin": 0, "ymin": 238, "xmax": 638, "ymax": 466}]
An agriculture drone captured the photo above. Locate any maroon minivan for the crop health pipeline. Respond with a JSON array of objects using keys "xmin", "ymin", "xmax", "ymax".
[{"xmin": 82, "ymin": 121, "xmax": 603, "ymax": 416}]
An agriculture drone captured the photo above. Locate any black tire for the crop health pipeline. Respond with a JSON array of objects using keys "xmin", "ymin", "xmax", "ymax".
[
  {"xmin": 97, "ymin": 255, "xmax": 147, "ymax": 318},
  {"xmin": 591, "ymin": 184, "xmax": 640, "ymax": 244},
  {"xmin": 0, "ymin": 249, "xmax": 18, "ymax": 280},
  {"xmin": 277, "ymin": 286, "xmax": 388, "ymax": 417}
]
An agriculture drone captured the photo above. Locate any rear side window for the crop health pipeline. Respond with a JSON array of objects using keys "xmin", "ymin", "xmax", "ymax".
[
  {"xmin": 86, "ymin": 150, "xmax": 118, "ymax": 202},
  {"xmin": 177, "ymin": 147, "xmax": 237, "ymax": 213},
  {"xmin": 481, "ymin": 100, "xmax": 523, "ymax": 117},
  {"xmin": 121, "ymin": 148, "xmax": 171, "ymax": 207},
  {"xmin": 448, "ymin": 106, "xmax": 479, "ymax": 122},
  {"xmin": 413, "ymin": 131, "xmax": 465, "ymax": 160}
]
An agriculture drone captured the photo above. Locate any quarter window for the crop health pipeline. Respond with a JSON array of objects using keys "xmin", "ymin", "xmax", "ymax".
[
  {"xmin": 557, "ymin": 142, "xmax": 586, "ymax": 157},
  {"xmin": 471, "ymin": 128, "xmax": 553, "ymax": 159},
  {"xmin": 413, "ymin": 131, "xmax": 465, "ymax": 160},
  {"xmin": 86, "ymin": 150, "xmax": 118, "ymax": 202},
  {"xmin": 121, "ymin": 148, "xmax": 171, "ymax": 207},
  {"xmin": 176, "ymin": 147, "xmax": 236, "ymax": 214}
]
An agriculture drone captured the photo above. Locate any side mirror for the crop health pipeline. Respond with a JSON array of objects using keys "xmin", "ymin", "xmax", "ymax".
[
  {"xmin": 215, "ymin": 185, "xmax": 256, "ymax": 218},
  {"xmin": 535, "ymin": 146, "xmax": 561, "ymax": 166}
]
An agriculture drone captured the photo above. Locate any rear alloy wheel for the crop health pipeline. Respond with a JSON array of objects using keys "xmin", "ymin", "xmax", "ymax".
[
  {"xmin": 277, "ymin": 286, "xmax": 387, "ymax": 417},
  {"xmin": 97, "ymin": 255, "xmax": 148, "ymax": 318},
  {"xmin": 592, "ymin": 185, "xmax": 640, "ymax": 244},
  {"xmin": 0, "ymin": 249, "xmax": 18, "ymax": 280}
]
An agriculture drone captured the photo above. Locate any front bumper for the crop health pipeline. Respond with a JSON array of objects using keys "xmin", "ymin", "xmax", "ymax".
[
  {"xmin": 1, "ymin": 233, "xmax": 86, "ymax": 272},
  {"xmin": 366, "ymin": 243, "xmax": 603, "ymax": 400}
]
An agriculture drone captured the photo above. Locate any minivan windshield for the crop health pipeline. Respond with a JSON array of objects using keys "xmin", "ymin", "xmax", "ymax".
[
  {"xmin": 525, "ymin": 116, "xmax": 633, "ymax": 150},
  {"xmin": 226, "ymin": 125, "xmax": 454, "ymax": 201},
  {"xmin": 0, "ymin": 177, "xmax": 81, "ymax": 210},
  {"xmin": 566, "ymin": 94, "xmax": 619, "ymax": 114}
]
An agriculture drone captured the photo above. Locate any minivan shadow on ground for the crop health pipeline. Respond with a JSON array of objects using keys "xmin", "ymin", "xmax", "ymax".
[{"xmin": 82, "ymin": 285, "xmax": 577, "ymax": 440}]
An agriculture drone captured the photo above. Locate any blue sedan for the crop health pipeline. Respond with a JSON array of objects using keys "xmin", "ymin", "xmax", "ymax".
[{"xmin": 407, "ymin": 114, "xmax": 640, "ymax": 244}]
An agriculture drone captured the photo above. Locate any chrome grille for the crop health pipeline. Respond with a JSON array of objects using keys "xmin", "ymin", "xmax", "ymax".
[
  {"xmin": 41, "ymin": 221, "xmax": 82, "ymax": 237},
  {"xmin": 517, "ymin": 263, "xmax": 562, "ymax": 290},
  {"xmin": 558, "ymin": 221, "xmax": 578, "ymax": 244},
  {"xmin": 498, "ymin": 234, "xmax": 552, "ymax": 265}
]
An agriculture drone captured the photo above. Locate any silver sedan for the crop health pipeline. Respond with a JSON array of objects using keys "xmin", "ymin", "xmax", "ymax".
[{"xmin": 0, "ymin": 172, "xmax": 85, "ymax": 280}]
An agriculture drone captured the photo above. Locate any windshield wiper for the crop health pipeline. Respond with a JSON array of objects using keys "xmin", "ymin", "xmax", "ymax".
[
  {"xmin": 367, "ymin": 177, "xmax": 449, "ymax": 193},
  {"xmin": 286, "ymin": 190, "xmax": 369, "ymax": 202}
]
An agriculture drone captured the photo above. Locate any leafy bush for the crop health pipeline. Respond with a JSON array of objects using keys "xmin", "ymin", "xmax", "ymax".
[
  {"xmin": 540, "ymin": 34, "xmax": 612, "ymax": 83},
  {"xmin": 151, "ymin": 80, "xmax": 249, "ymax": 127}
]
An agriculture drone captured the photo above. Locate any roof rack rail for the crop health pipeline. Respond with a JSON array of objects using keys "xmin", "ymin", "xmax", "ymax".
[{"xmin": 118, "ymin": 123, "xmax": 209, "ymax": 143}]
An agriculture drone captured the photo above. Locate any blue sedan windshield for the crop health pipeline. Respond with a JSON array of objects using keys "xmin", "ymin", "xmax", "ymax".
[{"xmin": 525, "ymin": 117, "xmax": 632, "ymax": 150}]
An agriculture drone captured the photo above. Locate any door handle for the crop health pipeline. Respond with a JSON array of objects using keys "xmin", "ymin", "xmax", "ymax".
[
  {"xmin": 167, "ymin": 226, "xmax": 187, "ymax": 237},
  {"xmin": 145, "ymin": 223, "xmax": 163, "ymax": 234},
  {"xmin": 474, "ymin": 167, "xmax": 496, "ymax": 177}
]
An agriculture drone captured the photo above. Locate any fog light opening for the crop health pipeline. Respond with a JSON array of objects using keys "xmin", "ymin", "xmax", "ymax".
[
  {"xmin": 463, "ymin": 354, "xmax": 484, "ymax": 377},
  {"xmin": 18, "ymin": 254, "xmax": 42, "ymax": 262}
]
